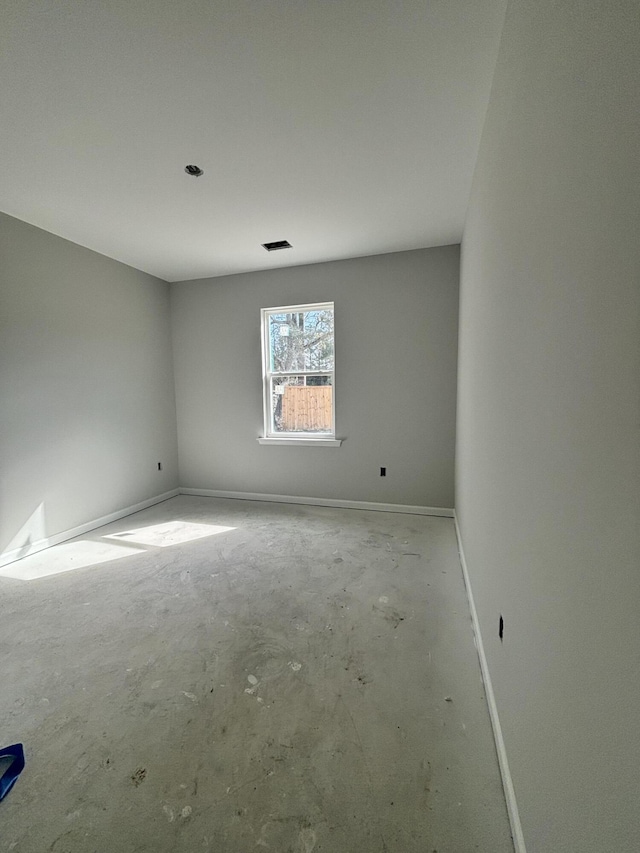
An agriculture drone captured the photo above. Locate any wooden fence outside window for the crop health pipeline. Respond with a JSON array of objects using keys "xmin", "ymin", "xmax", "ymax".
[{"xmin": 280, "ymin": 385, "xmax": 332, "ymax": 432}]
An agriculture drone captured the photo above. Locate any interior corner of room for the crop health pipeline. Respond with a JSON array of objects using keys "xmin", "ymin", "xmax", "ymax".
[{"xmin": 1, "ymin": 1, "xmax": 639, "ymax": 851}]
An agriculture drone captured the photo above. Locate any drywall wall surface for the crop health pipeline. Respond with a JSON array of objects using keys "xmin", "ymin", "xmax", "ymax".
[
  {"xmin": 171, "ymin": 247, "xmax": 459, "ymax": 507},
  {"xmin": 0, "ymin": 213, "xmax": 179, "ymax": 557},
  {"xmin": 456, "ymin": 1, "xmax": 640, "ymax": 850}
]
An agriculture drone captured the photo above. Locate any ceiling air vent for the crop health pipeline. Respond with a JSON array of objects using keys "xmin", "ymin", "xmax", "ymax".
[{"xmin": 262, "ymin": 240, "xmax": 292, "ymax": 251}]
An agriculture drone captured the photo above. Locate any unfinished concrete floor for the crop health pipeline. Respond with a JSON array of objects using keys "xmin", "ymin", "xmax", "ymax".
[{"xmin": 1, "ymin": 496, "xmax": 513, "ymax": 852}]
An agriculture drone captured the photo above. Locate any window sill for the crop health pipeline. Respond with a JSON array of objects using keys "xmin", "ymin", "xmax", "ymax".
[{"xmin": 258, "ymin": 437, "xmax": 342, "ymax": 447}]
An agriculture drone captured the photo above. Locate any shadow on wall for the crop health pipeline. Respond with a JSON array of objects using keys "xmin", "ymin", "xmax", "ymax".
[
  {"xmin": 0, "ymin": 520, "xmax": 236, "ymax": 581},
  {"xmin": 0, "ymin": 503, "xmax": 48, "ymax": 566}
]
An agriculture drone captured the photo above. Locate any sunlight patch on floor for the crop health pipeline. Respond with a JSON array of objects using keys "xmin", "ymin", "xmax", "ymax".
[
  {"xmin": 104, "ymin": 520, "xmax": 236, "ymax": 548},
  {"xmin": 1, "ymin": 520, "xmax": 237, "ymax": 581},
  {"xmin": 0, "ymin": 539, "xmax": 144, "ymax": 581}
]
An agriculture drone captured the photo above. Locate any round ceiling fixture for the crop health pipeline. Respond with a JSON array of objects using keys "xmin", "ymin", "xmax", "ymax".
[{"xmin": 184, "ymin": 164, "xmax": 204, "ymax": 177}]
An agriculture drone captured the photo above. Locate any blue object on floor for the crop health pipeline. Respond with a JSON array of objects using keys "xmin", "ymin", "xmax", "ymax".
[{"xmin": 0, "ymin": 743, "xmax": 25, "ymax": 801}]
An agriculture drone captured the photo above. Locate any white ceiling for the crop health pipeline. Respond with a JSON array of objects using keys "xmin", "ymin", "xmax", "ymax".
[{"xmin": 1, "ymin": 1, "xmax": 507, "ymax": 282}]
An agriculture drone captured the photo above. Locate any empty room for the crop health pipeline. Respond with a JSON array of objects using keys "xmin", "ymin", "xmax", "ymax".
[{"xmin": 1, "ymin": 2, "xmax": 638, "ymax": 852}]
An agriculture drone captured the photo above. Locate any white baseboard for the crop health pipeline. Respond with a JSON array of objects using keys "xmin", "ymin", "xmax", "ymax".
[
  {"xmin": 0, "ymin": 489, "xmax": 180, "ymax": 568},
  {"xmin": 454, "ymin": 513, "xmax": 526, "ymax": 853},
  {"xmin": 179, "ymin": 487, "xmax": 454, "ymax": 518},
  {"xmin": 0, "ymin": 487, "xmax": 451, "ymax": 569}
]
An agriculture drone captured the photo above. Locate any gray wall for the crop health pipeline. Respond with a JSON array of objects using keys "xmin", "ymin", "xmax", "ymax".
[
  {"xmin": 0, "ymin": 213, "xmax": 179, "ymax": 558},
  {"xmin": 456, "ymin": 2, "xmax": 640, "ymax": 851},
  {"xmin": 172, "ymin": 247, "xmax": 459, "ymax": 508}
]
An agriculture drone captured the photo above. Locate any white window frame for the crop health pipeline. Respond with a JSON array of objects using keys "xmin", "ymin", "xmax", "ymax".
[{"xmin": 258, "ymin": 301, "xmax": 341, "ymax": 446}]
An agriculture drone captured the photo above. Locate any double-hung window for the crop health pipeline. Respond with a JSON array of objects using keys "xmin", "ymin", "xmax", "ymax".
[{"xmin": 259, "ymin": 302, "xmax": 340, "ymax": 445}]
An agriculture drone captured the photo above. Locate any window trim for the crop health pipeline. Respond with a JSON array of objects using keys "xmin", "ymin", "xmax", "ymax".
[
  {"xmin": 260, "ymin": 301, "xmax": 339, "ymax": 444},
  {"xmin": 257, "ymin": 437, "xmax": 342, "ymax": 447}
]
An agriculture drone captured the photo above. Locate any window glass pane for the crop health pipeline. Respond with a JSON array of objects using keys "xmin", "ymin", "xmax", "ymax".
[
  {"xmin": 269, "ymin": 308, "xmax": 334, "ymax": 372},
  {"xmin": 270, "ymin": 375, "xmax": 333, "ymax": 434}
]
